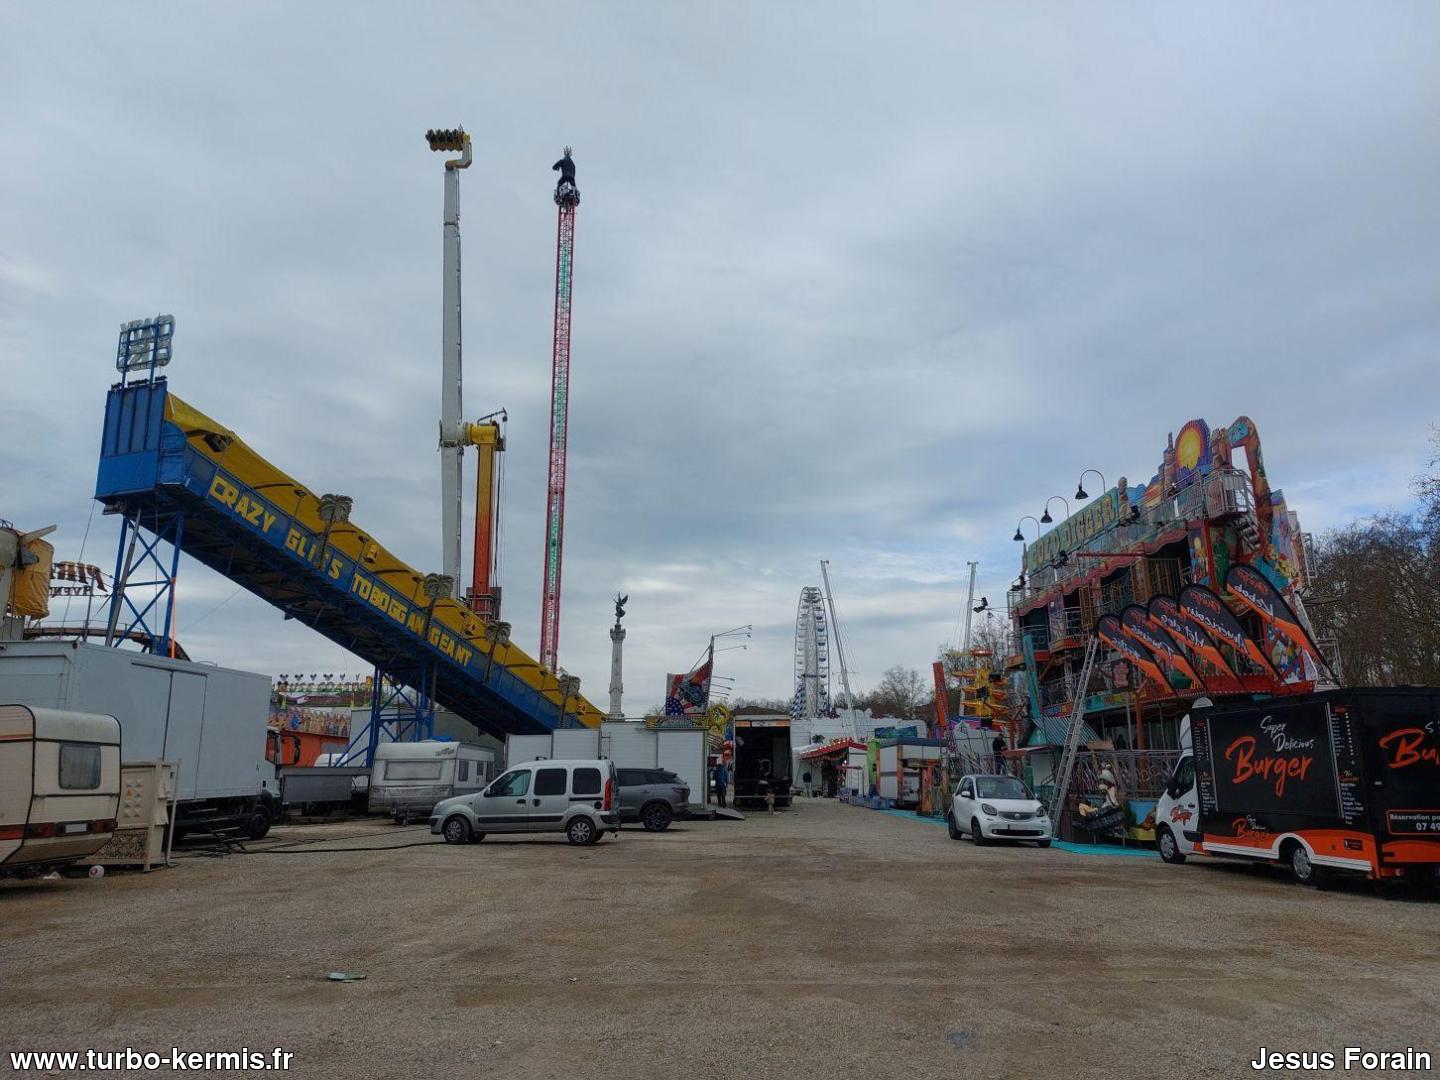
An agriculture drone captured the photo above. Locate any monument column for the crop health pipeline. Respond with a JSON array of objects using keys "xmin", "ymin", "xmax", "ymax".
[{"xmin": 608, "ymin": 593, "xmax": 628, "ymax": 719}]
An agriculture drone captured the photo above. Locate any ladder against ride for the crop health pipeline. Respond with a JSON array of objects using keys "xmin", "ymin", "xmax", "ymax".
[{"xmin": 1047, "ymin": 634, "xmax": 1100, "ymax": 820}]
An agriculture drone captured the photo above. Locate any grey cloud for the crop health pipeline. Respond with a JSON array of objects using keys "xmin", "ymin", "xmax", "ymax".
[{"xmin": 3, "ymin": 2, "xmax": 1436, "ymax": 704}]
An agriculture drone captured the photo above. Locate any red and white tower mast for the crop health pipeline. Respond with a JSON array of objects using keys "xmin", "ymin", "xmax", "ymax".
[{"xmin": 540, "ymin": 148, "xmax": 579, "ymax": 671}]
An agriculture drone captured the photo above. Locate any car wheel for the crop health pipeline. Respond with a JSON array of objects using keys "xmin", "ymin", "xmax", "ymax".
[
  {"xmin": 1287, "ymin": 841, "xmax": 1330, "ymax": 888},
  {"xmin": 970, "ymin": 818, "xmax": 987, "ymax": 846},
  {"xmin": 245, "ymin": 805, "xmax": 271, "ymax": 840},
  {"xmin": 1157, "ymin": 826, "xmax": 1186, "ymax": 865},
  {"xmin": 946, "ymin": 812, "xmax": 963, "ymax": 841},
  {"xmin": 566, "ymin": 817, "xmax": 597, "ymax": 846},
  {"xmin": 442, "ymin": 815, "xmax": 472, "ymax": 844},
  {"xmin": 641, "ymin": 803, "xmax": 673, "ymax": 832},
  {"xmin": 1036, "ymin": 839, "xmax": 1052, "ymax": 848}
]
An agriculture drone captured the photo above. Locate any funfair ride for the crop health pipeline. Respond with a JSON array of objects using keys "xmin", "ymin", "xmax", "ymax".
[
  {"xmin": 791, "ymin": 587, "xmax": 832, "ymax": 738},
  {"xmin": 539, "ymin": 149, "xmax": 579, "ymax": 672}
]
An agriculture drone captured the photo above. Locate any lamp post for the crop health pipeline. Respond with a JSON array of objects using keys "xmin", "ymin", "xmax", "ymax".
[
  {"xmin": 1074, "ymin": 469, "xmax": 1107, "ymax": 501},
  {"xmin": 1013, "ymin": 515, "xmax": 1041, "ymax": 543},
  {"xmin": 704, "ymin": 625, "xmax": 751, "ymax": 711},
  {"xmin": 558, "ymin": 674, "xmax": 581, "ymax": 728},
  {"xmin": 482, "ymin": 620, "xmax": 512, "ymax": 687},
  {"xmin": 1040, "ymin": 496, "xmax": 1070, "ymax": 526}
]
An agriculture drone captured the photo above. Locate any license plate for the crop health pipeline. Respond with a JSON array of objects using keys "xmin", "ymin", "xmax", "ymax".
[{"xmin": 61, "ymin": 822, "xmax": 87, "ymax": 835}]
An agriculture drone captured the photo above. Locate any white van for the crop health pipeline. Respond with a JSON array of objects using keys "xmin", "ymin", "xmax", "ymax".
[
  {"xmin": 368, "ymin": 740, "xmax": 494, "ymax": 823},
  {"xmin": 430, "ymin": 758, "xmax": 620, "ymax": 845},
  {"xmin": 0, "ymin": 705, "xmax": 121, "ymax": 877}
]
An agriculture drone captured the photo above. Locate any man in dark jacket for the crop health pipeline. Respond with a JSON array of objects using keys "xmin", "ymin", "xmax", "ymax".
[{"xmin": 711, "ymin": 761, "xmax": 729, "ymax": 809}]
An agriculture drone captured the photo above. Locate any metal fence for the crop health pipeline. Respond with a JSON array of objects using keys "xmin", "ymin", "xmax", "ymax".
[{"xmin": 1070, "ymin": 749, "xmax": 1180, "ymax": 801}]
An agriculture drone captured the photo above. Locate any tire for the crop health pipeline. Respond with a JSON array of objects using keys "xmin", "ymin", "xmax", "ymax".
[
  {"xmin": 566, "ymin": 817, "xmax": 597, "ymax": 846},
  {"xmin": 641, "ymin": 803, "xmax": 673, "ymax": 832},
  {"xmin": 946, "ymin": 812, "xmax": 963, "ymax": 841},
  {"xmin": 1037, "ymin": 840, "xmax": 1052, "ymax": 849},
  {"xmin": 244, "ymin": 805, "xmax": 271, "ymax": 840},
  {"xmin": 442, "ymin": 815, "xmax": 472, "ymax": 844},
  {"xmin": 970, "ymin": 818, "xmax": 987, "ymax": 846},
  {"xmin": 1287, "ymin": 841, "xmax": 1330, "ymax": 888},
  {"xmin": 1157, "ymin": 826, "xmax": 1186, "ymax": 865}
]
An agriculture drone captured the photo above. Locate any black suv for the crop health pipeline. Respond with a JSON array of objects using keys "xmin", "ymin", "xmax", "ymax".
[{"xmin": 616, "ymin": 768, "xmax": 691, "ymax": 831}]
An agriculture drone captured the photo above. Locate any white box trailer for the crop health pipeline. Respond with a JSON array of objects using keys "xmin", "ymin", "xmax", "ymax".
[
  {"xmin": 0, "ymin": 641, "xmax": 277, "ymax": 838},
  {"xmin": 505, "ymin": 723, "xmax": 708, "ymax": 812}
]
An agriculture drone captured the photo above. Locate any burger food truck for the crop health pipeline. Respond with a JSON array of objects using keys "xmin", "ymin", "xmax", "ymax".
[{"xmin": 1155, "ymin": 688, "xmax": 1440, "ymax": 887}]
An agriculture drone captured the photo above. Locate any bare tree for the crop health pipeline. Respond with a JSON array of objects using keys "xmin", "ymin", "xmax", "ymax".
[
  {"xmin": 729, "ymin": 696, "xmax": 790, "ymax": 711},
  {"xmin": 1308, "ymin": 434, "xmax": 1440, "ymax": 686},
  {"xmin": 865, "ymin": 665, "xmax": 927, "ymax": 721}
]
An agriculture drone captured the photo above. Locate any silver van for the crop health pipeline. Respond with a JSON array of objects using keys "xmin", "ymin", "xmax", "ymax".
[{"xmin": 429, "ymin": 758, "xmax": 619, "ymax": 846}]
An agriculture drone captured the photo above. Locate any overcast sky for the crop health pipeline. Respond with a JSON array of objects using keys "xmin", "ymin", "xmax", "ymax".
[{"xmin": 2, "ymin": 3, "xmax": 1436, "ymax": 708}]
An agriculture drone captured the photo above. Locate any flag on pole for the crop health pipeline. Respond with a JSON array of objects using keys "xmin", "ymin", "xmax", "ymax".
[{"xmin": 664, "ymin": 658, "xmax": 713, "ymax": 718}]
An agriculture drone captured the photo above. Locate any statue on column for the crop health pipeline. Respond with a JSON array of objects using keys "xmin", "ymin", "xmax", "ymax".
[{"xmin": 608, "ymin": 593, "xmax": 628, "ymax": 720}]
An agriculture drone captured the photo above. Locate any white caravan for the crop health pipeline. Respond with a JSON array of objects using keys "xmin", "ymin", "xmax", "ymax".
[
  {"xmin": 0, "ymin": 705, "xmax": 121, "ymax": 876},
  {"xmin": 368, "ymin": 740, "xmax": 494, "ymax": 823}
]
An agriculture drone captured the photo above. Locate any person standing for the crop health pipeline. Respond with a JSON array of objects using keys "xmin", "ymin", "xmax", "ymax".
[{"xmin": 712, "ymin": 760, "xmax": 729, "ymax": 809}]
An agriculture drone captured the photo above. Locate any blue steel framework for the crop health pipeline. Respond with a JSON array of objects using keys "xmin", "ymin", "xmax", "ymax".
[
  {"xmin": 96, "ymin": 373, "xmax": 583, "ymax": 763},
  {"xmin": 105, "ymin": 508, "xmax": 184, "ymax": 657}
]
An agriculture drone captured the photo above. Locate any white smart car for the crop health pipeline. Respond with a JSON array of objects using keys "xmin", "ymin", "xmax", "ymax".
[{"xmin": 947, "ymin": 774, "xmax": 1052, "ymax": 847}]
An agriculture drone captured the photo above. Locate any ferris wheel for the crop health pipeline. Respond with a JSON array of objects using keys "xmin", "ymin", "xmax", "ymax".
[{"xmin": 792, "ymin": 586, "xmax": 832, "ymax": 720}]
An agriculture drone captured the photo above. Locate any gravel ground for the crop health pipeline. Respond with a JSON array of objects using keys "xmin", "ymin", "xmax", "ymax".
[{"xmin": 1, "ymin": 799, "xmax": 1436, "ymax": 1079}]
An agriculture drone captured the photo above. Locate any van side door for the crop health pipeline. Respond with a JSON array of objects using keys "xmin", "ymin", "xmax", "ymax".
[
  {"xmin": 473, "ymin": 767, "xmax": 532, "ymax": 832},
  {"xmin": 529, "ymin": 766, "xmax": 572, "ymax": 830}
]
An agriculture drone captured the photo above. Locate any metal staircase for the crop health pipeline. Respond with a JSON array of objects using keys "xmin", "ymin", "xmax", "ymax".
[{"xmin": 1047, "ymin": 635, "xmax": 1100, "ymax": 820}]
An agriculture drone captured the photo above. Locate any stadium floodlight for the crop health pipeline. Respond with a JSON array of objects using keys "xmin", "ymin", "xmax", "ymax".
[{"xmin": 116, "ymin": 314, "xmax": 176, "ymax": 373}]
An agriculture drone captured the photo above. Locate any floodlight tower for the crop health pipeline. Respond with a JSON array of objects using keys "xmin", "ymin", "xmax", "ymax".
[
  {"xmin": 539, "ymin": 147, "xmax": 579, "ymax": 671},
  {"xmin": 427, "ymin": 127, "xmax": 473, "ymax": 598}
]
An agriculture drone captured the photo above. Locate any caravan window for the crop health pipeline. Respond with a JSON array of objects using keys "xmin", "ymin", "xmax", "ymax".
[
  {"xmin": 457, "ymin": 760, "xmax": 470, "ymax": 783},
  {"xmin": 59, "ymin": 744, "xmax": 102, "ymax": 790},
  {"xmin": 385, "ymin": 760, "xmax": 443, "ymax": 781}
]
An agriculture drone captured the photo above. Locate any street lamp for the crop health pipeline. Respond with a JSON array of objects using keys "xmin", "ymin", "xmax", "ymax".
[
  {"xmin": 1075, "ymin": 469, "xmax": 1106, "ymax": 501},
  {"xmin": 1013, "ymin": 515, "xmax": 1041, "ymax": 543},
  {"xmin": 1040, "ymin": 496, "xmax": 1070, "ymax": 525}
]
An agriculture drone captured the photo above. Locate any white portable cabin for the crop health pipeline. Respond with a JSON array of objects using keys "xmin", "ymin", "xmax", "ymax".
[
  {"xmin": 875, "ymin": 738, "xmax": 944, "ymax": 806},
  {"xmin": 0, "ymin": 705, "xmax": 121, "ymax": 875},
  {"xmin": 367, "ymin": 740, "xmax": 494, "ymax": 820},
  {"xmin": 505, "ymin": 723, "xmax": 709, "ymax": 812}
]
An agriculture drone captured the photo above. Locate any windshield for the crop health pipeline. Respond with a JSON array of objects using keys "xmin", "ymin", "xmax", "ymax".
[{"xmin": 976, "ymin": 776, "xmax": 1033, "ymax": 801}]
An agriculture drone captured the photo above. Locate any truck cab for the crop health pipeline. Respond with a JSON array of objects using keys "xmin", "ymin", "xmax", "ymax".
[{"xmin": 1155, "ymin": 717, "xmax": 1199, "ymax": 864}]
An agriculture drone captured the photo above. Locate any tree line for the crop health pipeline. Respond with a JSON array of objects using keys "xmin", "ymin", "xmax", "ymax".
[{"xmin": 1308, "ymin": 430, "xmax": 1440, "ymax": 686}]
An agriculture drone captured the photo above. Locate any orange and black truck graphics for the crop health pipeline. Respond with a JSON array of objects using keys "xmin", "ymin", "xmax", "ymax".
[{"xmin": 1192, "ymin": 689, "xmax": 1440, "ymax": 878}]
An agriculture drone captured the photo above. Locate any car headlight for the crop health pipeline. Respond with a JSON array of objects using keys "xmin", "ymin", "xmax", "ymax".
[
  {"xmin": 1034, "ymin": 806, "xmax": 1048, "ymax": 819},
  {"xmin": 981, "ymin": 803, "xmax": 998, "ymax": 816}
]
